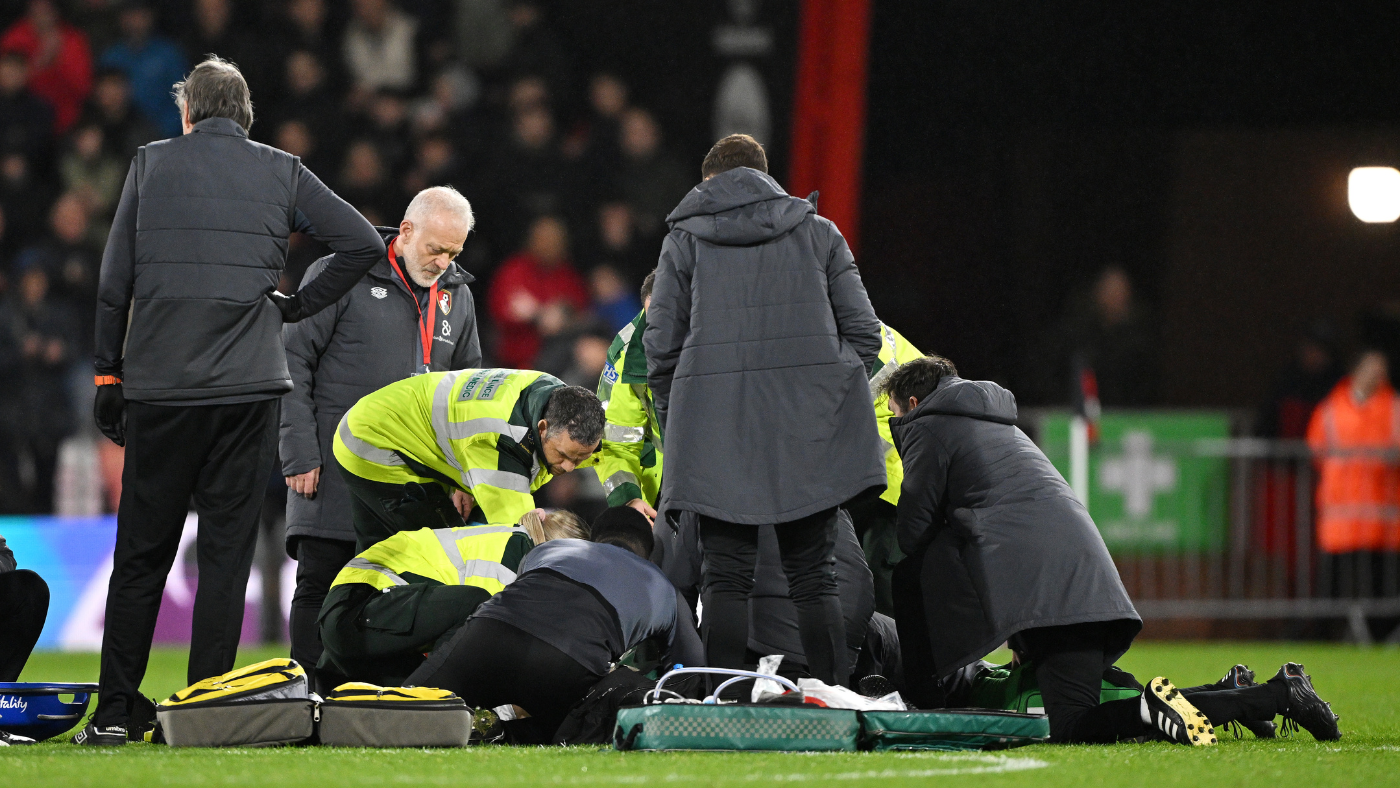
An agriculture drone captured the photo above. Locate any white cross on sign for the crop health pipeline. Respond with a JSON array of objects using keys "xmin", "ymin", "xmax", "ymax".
[{"xmin": 1097, "ymin": 431, "xmax": 1177, "ymax": 518}]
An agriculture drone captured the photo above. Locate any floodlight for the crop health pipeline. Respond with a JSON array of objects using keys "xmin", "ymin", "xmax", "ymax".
[{"xmin": 1348, "ymin": 167, "xmax": 1400, "ymax": 223}]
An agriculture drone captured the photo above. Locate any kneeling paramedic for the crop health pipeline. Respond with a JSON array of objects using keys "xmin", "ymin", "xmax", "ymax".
[
  {"xmin": 406, "ymin": 507, "xmax": 704, "ymax": 743},
  {"xmin": 318, "ymin": 510, "xmax": 587, "ymax": 689},
  {"xmin": 333, "ymin": 369, "xmax": 605, "ymax": 551}
]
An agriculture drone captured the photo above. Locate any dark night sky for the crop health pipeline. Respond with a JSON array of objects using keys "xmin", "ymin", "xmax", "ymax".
[{"xmin": 860, "ymin": 1, "xmax": 1400, "ymax": 408}]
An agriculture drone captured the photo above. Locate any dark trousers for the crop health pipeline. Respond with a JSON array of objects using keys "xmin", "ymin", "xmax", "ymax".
[
  {"xmin": 339, "ymin": 469, "xmax": 466, "ymax": 553},
  {"xmin": 406, "ymin": 617, "xmax": 601, "ymax": 743},
  {"xmin": 1013, "ymin": 622, "xmax": 1289, "ymax": 743},
  {"xmin": 320, "ymin": 581, "xmax": 491, "ymax": 687},
  {"xmin": 0, "ymin": 569, "xmax": 49, "ymax": 681},
  {"xmin": 288, "ymin": 536, "xmax": 357, "ymax": 691},
  {"xmin": 95, "ymin": 399, "xmax": 279, "ymax": 726},
  {"xmin": 846, "ymin": 499, "xmax": 902, "ymax": 617},
  {"xmin": 698, "ymin": 508, "xmax": 849, "ymax": 687},
  {"xmin": 891, "ymin": 553, "xmax": 944, "ymax": 708}
]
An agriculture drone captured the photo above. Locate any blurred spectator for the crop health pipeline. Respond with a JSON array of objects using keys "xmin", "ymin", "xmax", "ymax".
[
  {"xmin": 565, "ymin": 72, "xmax": 627, "ymax": 169},
  {"xmin": 265, "ymin": 50, "xmax": 344, "ymax": 154},
  {"xmin": 60, "ymin": 121, "xmax": 124, "ymax": 215},
  {"xmin": 401, "ymin": 134, "xmax": 462, "ymax": 199},
  {"xmin": 535, "ymin": 322, "xmax": 612, "ymax": 388},
  {"xmin": 487, "ymin": 215, "xmax": 589, "ymax": 367},
  {"xmin": 0, "ymin": 153, "xmax": 54, "ymax": 253},
  {"xmin": 183, "ymin": 0, "xmax": 272, "ymax": 101},
  {"xmin": 0, "ymin": 49, "xmax": 54, "ymax": 160},
  {"xmin": 1257, "ymin": 322, "xmax": 1343, "ymax": 438},
  {"xmin": 99, "ymin": 2, "xmax": 186, "ymax": 137},
  {"xmin": 1307, "ymin": 350, "xmax": 1400, "ymax": 560},
  {"xmin": 616, "ymin": 107, "xmax": 691, "ymax": 239},
  {"xmin": 588, "ymin": 263, "xmax": 641, "ymax": 334},
  {"xmin": 1035, "ymin": 265, "xmax": 1158, "ymax": 407},
  {"xmin": 499, "ymin": 1, "xmax": 568, "ymax": 92},
  {"xmin": 451, "ymin": 0, "xmax": 513, "ymax": 70},
  {"xmin": 278, "ymin": 0, "xmax": 341, "ymax": 89},
  {"xmin": 343, "ymin": 0, "xmax": 419, "ymax": 94},
  {"xmin": 338, "ymin": 139, "xmax": 396, "ymax": 224},
  {"xmin": 365, "ymin": 90, "xmax": 412, "ymax": 171},
  {"xmin": 14, "ymin": 192, "xmax": 99, "ymax": 369},
  {"xmin": 411, "ymin": 66, "xmax": 483, "ymax": 158},
  {"xmin": 0, "ymin": 262, "xmax": 76, "ymax": 513},
  {"xmin": 482, "ymin": 103, "xmax": 574, "ymax": 250},
  {"xmin": 80, "ymin": 67, "xmax": 158, "ymax": 160},
  {"xmin": 0, "ymin": 0, "xmax": 94, "ymax": 134},
  {"xmin": 274, "ymin": 119, "xmax": 327, "ymax": 177},
  {"xmin": 586, "ymin": 200, "xmax": 653, "ymax": 285},
  {"xmin": 68, "ymin": 0, "xmax": 121, "ymax": 57}
]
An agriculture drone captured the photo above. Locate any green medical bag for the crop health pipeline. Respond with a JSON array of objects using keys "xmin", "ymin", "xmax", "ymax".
[
  {"xmin": 859, "ymin": 708, "xmax": 1050, "ymax": 751},
  {"xmin": 614, "ymin": 704, "xmax": 860, "ymax": 752}
]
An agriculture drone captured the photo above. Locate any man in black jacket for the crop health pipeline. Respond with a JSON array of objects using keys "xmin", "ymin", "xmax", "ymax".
[
  {"xmin": 80, "ymin": 57, "xmax": 384, "ymax": 746},
  {"xmin": 644, "ymin": 134, "xmax": 884, "ymax": 688},
  {"xmin": 884, "ymin": 356, "xmax": 1340, "ymax": 746},
  {"xmin": 280, "ymin": 185, "xmax": 481, "ymax": 688}
]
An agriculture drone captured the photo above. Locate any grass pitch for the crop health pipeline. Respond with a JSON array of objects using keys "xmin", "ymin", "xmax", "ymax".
[{"xmin": 4, "ymin": 641, "xmax": 1398, "ymax": 787}]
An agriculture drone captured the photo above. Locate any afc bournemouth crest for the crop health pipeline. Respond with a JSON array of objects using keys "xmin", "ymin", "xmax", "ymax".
[{"xmin": 437, "ymin": 290, "xmax": 452, "ymax": 315}]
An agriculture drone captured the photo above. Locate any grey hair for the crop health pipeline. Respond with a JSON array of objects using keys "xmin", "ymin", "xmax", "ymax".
[
  {"xmin": 173, "ymin": 56, "xmax": 254, "ymax": 132},
  {"xmin": 404, "ymin": 185, "xmax": 475, "ymax": 233}
]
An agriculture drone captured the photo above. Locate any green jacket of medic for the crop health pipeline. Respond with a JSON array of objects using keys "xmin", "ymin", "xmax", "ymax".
[{"xmin": 593, "ymin": 315, "xmax": 924, "ymax": 509}]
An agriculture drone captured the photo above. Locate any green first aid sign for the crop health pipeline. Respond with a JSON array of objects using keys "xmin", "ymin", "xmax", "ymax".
[{"xmin": 1039, "ymin": 412, "xmax": 1230, "ymax": 553}]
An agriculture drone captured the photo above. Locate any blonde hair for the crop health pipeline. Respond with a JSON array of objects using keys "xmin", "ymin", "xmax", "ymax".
[{"xmin": 519, "ymin": 509, "xmax": 589, "ymax": 544}]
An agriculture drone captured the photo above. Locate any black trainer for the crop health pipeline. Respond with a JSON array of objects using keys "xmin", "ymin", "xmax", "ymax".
[
  {"xmin": 1214, "ymin": 664, "xmax": 1276, "ymax": 739},
  {"xmin": 1144, "ymin": 676, "xmax": 1217, "ymax": 746},
  {"xmin": 71, "ymin": 721, "xmax": 128, "ymax": 746},
  {"xmin": 126, "ymin": 695, "xmax": 158, "ymax": 742},
  {"xmin": 1273, "ymin": 663, "xmax": 1341, "ymax": 741},
  {"xmin": 0, "ymin": 730, "xmax": 35, "ymax": 746}
]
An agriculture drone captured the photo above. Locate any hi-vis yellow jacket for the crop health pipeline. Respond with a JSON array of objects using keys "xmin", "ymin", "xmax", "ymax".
[
  {"xmin": 330, "ymin": 523, "xmax": 533, "ymax": 595},
  {"xmin": 868, "ymin": 323, "xmax": 925, "ymax": 506},
  {"xmin": 595, "ymin": 309, "xmax": 663, "ymax": 508},
  {"xmin": 332, "ymin": 369, "xmax": 565, "ymax": 525}
]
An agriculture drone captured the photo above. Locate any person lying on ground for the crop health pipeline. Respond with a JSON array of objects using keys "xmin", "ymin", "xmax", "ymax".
[
  {"xmin": 317, "ymin": 509, "xmax": 587, "ymax": 691},
  {"xmin": 405, "ymin": 506, "xmax": 703, "ymax": 743}
]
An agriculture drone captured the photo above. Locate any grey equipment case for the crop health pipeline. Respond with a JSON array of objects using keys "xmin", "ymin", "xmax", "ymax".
[
  {"xmin": 317, "ymin": 683, "xmax": 473, "ymax": 748},
  {"xmin": 155, "ymin": 658, "xmax": 314, "ymax": 748}
]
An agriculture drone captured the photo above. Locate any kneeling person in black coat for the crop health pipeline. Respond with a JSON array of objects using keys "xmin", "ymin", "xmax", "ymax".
[
  {"xmin": 882, "ymin": 356, "xmax": 1296, "ymax": 746},
  {"xmin": 406, "ymin": 507, "xmax": 703, "ymax": 743}
]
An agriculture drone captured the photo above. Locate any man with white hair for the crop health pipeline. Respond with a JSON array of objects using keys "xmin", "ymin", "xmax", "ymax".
[{"xmin": 280, "ymin": 185, "xmax": 481, "ymax": 689}]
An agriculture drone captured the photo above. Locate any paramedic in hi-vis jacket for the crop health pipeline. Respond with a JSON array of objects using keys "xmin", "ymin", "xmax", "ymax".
[
  {"xmin": 594, "ymin": 270, "xmax": 663, "ymax": 519},
  {"xmin": 317, "ymin": 510, "xmax": 587, "ymax": 690},
  {"xmin": 81, "ymin": 58, "xmax": 384, "ymax": 747},
  {"xmin": 332, "ymin": 368, "xmax": 605, "ymax": 550}
]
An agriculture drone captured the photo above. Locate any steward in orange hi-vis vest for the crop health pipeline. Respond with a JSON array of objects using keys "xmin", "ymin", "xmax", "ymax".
[{"xmin": 1306, "ymin": 360, "xmax": 1400, "ymax": 554}]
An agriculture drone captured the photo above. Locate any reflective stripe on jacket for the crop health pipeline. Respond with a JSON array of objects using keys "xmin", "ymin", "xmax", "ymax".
[
  {"xmin": 595, "ymin": 309, "xmax": 664, "ymax": 507},
  {"xmin": 331, "ymin": 524, "xmax": 534, "ymax": 594},
  {"xmin": 869, "ymin": 323, "xmax": 925, "ymax": 506},
  {"xmin": 332, "ymin": 369, "xmax": 563, "ymax": 525},
  {"xmin": 1306, "ymin": 378, "xmax": 1400, "ymax": 553}
]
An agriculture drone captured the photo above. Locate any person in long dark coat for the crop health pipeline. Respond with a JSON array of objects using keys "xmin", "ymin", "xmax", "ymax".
[{"xmin": 644, "ymin": 134, "xmax": 885, "ymax": 687}]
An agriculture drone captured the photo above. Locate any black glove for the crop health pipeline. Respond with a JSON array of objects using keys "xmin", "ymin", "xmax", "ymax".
[
  {"xmin": 94, "ymin": 382, "xmax": 127, "ymax": 447},
  {"xmin": 268, "ymin": 290, "xmax": 303, "ymax": 322}
]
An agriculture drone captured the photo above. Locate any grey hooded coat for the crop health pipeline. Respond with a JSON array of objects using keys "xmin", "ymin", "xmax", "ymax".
[
  {"xmin": 890, "ymin": 376, "xmax": 1141, "ymax": 677},
  {"xmin": 644, "ymin": 167, "xmax": 886, "ymax": 524}
]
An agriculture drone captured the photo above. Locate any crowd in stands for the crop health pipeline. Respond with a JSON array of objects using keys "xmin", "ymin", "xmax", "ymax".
[{"xmin": 0, "ymin": 0, "xmax": 693, "ymax": 514}]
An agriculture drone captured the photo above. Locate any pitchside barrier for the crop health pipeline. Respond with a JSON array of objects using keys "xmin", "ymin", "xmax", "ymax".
[{"xmin": 1034, "ymin": 409, "xmax": 1400, "ymax": 644}]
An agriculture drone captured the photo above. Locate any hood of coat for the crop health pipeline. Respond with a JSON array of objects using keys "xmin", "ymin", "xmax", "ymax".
[
  {"xmin": 368, "ymin": 226, "xmax": 474, "ymax": 287},
  {"xmin": 665, "ymin": 167, "xmax": 813, "ymax": 246},
  {"xmin": 891, "ymin": 376, "xmax": 1019, "ymax": 431},
  {"xmin": 518, "ymin": 377, "xmax": 563, "ymax": 470}
]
